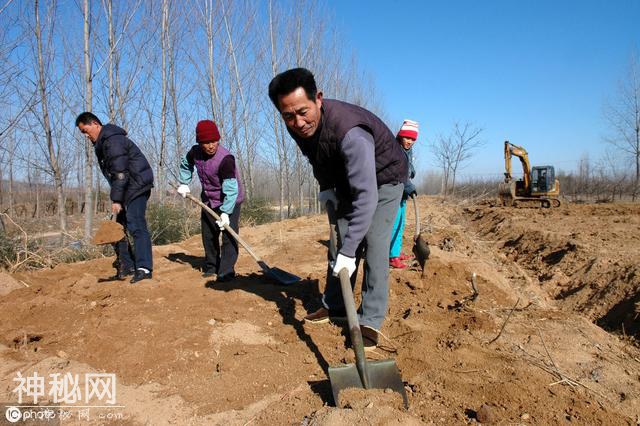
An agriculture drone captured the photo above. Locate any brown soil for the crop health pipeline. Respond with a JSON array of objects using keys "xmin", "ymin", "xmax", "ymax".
[
  {"xmin": 1, "ymin": 197, "xmax": 639, "ymax": 425},
  {"xmin": 92, "ymin": 219, "xmax": 125, "ymax": 245}
]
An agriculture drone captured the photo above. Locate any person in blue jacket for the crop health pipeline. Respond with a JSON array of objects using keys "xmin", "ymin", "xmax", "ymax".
[
  {"xmin": 389, "ymin": 119, "xmax": 419, "ymax": 269},
  {"xmin": 76, "ymin": 112, "xmax": 154, "ymax": 284}
]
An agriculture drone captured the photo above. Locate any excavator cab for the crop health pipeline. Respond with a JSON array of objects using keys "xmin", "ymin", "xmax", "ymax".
[{"xmin": 531, "ymin": 166, "xmax": 556, "ymax": 194}]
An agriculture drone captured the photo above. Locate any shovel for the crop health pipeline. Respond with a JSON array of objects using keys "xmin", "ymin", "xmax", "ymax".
[
  {"xmin": 325, "ymin": 201, "xmax": 408, "ymax": 408},
  {"xmin": 92, "ymin": 215, "xmax": 125, "ymax": 245},
  {"xmin": 410, "ymin": 194, "xmax": 430, "ymax": 277},
  {"xmin": 174, "ymin": 185, "xmax": 300, "ymax": 285}
]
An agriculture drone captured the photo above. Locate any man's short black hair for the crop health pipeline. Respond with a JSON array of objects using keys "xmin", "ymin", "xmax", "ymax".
[
  {"xmin": 268, "ymin": 68, "xmax": 318, "ymax": 110},
  {"xmin": 75, "ymin": 111, "xmax": 102, "ymax": 127}
]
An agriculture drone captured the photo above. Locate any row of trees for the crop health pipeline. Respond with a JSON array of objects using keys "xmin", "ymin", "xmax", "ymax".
[
  {"xmin": 420, "ymin": 152, "xmax": 639, "ymax": 203},
  {"xmin": 0, "ymin": 1, "xmax": 638, "ymax": 243},
  {"xmin": 0, "ymin": 0, "xmax": 384, "ymax": 240}
]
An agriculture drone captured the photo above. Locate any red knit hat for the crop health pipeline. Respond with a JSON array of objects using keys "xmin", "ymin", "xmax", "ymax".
[
  {"xmin": 397, "ymin": 119, "xmax": 419, "ymax": 140},
  {"xmin": 196, "ymin": 120, "xmax": 220, "ymax": 143}
]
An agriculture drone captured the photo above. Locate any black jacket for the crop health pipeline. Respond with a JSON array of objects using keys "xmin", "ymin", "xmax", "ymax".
[{"xmin": 94, "ymin": 124, "xmax": 154, "ymax": 205}]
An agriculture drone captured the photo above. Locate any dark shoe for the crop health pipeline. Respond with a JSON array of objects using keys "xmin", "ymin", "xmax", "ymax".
[
  {"xmin": 216, "ymin": 272, "xmax": 235, "ymax": 282},
  {"xmin": 101, "ymin": 267, "xmax": 134, "ymax": 282},
  {"xmin": 304, "ymin": 307, "xmax": 347, "ymax": 324},
  {"xmin": 360, "ymin": 325, "xmax": 378, "ymax": 351},
  {"xmin": 130, "ymin": 269, "xmax": 152, "ymax": 284},
  {"xmin": 202, "ymin": 270, "xmax": 217, "ymax": 279}
]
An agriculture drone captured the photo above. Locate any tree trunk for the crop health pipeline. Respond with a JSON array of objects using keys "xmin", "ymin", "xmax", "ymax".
[
  {"xmin": 158, "ymin": 0, "xmax": 169, "ymax": 201},
  {"xmin": 83, "ymin": 0, "xmax": 94, "ymax": 241},
  {"xmin": 8, "ymin": 148, "xmax": 14, "ymax": 216},
  {"xmin": 35, "ymin": 0, "xmax": 67, "ymax": 241}
]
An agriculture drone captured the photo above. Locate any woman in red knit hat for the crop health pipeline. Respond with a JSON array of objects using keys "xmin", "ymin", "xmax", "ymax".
[
  {"xmin": 389, "ymin": 119, "xmax": 419, "ymax": 269},
  {"xmin": 176, "ymin": 120, "xmax": 245, "ymax": 282}
]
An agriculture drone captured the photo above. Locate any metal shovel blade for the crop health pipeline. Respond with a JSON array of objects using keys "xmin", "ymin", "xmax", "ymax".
[
  {"xmin": 257, "ymin": 261, "xmax": 301, "ymax": 286},
  {"xmin": 411, "ymin": 195, "xmax": 430, "ymax": 273},
  {"xmin": 328, "ymin": 269, "xmax": 408, "ymax": 409},
  {"xmin": 413, "ymin": 235, "xmax": 430, "ymax": 273},
  {"xmin": 329, "ymin": 359, "xmax": 408, "ymax": 408}
]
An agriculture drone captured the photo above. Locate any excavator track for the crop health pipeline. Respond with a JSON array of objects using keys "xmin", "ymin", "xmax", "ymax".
[{"xmin": 508, "ymin": 197, "xmax": 561, "ymax": 208}]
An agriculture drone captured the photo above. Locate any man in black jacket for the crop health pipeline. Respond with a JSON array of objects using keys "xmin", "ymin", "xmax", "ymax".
[
  {"xmin": 76, "ymin": 112, "xmax": 154, "ymax": 283},
  {"xmin": 268, "ymin": 68, "xmax": 407, "ymax": 351}
]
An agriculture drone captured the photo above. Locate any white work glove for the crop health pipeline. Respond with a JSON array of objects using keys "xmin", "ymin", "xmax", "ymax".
[
  {"xmin": 216, "ymin": 212, "xmax": 230, "ymax": 230},
  {"xmin": 319, "ymin": 189, "xmax": 338, "ymax": 208},
  {"xmin": 177, "ymin": 184, "xmax": 190, "ymax": 198},
  {"xmin": 332, "ymin": 253, "xmax": 357, "ymax": 278}
]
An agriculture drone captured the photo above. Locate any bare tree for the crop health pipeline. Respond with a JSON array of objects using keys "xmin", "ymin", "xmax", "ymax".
[
  {"xmin": 449, "ymin": 122, "xmax": 484, "ymax": 194},
  {"xmin": 603, "ymin": 52, "xmax": 640, "ymax": 199},
  {"xmin": 34, "ymin": 0, "xmax": 67, "ymax": 237},
  {"xmin": 82, "ymin": 0, "xmax": 94, "ymax": 240},
  {"xmin": 158, "ymin": 0, "xmax": 169, "ymax": 200},
  {"xmin": 431, "ymin": 132, "xmax": 454, "ymax": 196},
  {"xmin": 432, "ymin": 122, "xmax": 484, "ymax": 196}
]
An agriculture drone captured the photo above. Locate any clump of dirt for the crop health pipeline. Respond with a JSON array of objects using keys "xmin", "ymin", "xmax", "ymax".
[
  {"xmin": 303, "ymin": 405, "xmax": 423, "ymax": 426},
  {"xmin": 338, "ymin": 387, "xmax": 405, "ymax": 410},
  {"xmin": 92, "ymin": 219, "xmax": 124, "ymax": 245}
]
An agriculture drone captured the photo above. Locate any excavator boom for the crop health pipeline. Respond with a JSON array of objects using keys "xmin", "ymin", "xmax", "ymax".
[{"xmin": 504, "ymin": 141, "xmax": 531, "ymax": 190}]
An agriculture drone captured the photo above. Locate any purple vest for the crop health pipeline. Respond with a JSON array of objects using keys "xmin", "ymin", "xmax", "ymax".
[{"xmin": 193, "ymin": 144, "xmax": 244, "ymax": 209}]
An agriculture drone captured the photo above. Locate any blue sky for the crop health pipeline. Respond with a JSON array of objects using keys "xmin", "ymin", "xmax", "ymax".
[{"xmin": 331, "ymin": 0, "xmax": 640, "ymax": 178}]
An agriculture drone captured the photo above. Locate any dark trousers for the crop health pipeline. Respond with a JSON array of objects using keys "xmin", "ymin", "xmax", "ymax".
[
  {"xmin": 201, "ymin": 203, "xmax": 241, "ymax": 276},
  {"xmin": 114, "ymin": 191, "xmax": 153, "ymax": 271}
]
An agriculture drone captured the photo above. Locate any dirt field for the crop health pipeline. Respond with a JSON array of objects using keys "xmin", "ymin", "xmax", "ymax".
[{"xmin": 1, "ymin": 197, "xmax": 639, "ymax": 425}]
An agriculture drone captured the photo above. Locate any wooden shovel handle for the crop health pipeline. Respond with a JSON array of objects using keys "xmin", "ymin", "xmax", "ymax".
[
  {"xmin": 411, "ymin": 194, "xmax": 421, "ymax": 239},
  {"xmin": 170, "ymin": 183, "xmax": 262, "ymax": 263}
]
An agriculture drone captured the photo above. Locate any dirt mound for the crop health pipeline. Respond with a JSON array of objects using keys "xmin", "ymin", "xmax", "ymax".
[
  {"xmin": 0, "ymin": 197, "xmax": 639, "ymax": 424},
  {"xmin": 466, "ymin": 203, "xmax": 640, "ymax": 337}
]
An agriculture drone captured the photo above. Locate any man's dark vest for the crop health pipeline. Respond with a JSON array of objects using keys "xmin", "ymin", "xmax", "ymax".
[{"xmin": 289, "ymin": 99, "xmax": 407, "ymax": 200}]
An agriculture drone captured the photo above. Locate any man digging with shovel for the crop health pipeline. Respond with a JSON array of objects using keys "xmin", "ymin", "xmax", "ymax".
[
  {"xmin": 76, "ymin": 112, "xmax": 154, "ymax": 284},
  {"xmin": 268, "ymin": 68, "xmax": 407, "ymax": 351}
]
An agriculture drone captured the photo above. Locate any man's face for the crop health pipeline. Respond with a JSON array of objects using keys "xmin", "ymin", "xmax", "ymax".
[
  {"xmin": 77, "ymin": 121, "xmax": 102, "ymax": 144},
  {"xmin": 277, "ymin": 87, "xmax": 322, "ymax": 139},
  {"xmin": 200, "ymin": 140, "xmax": 219, "ymax": 156},
  {"xmin": 400, "ymin": 136, "xmax": 416, "ymax": 150}
]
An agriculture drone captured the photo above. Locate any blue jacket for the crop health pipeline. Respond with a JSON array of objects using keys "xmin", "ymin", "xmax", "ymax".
[{"xmin": 94, "ymin": 124, "xmax": 154, "ymax": 206}]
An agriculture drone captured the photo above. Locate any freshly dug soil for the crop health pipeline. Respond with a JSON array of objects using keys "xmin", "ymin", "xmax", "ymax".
[{"xmin": 1, "ymin": 197, "xmax": 639, "ymax": 424}]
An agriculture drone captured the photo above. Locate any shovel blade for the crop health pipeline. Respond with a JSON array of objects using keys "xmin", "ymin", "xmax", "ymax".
[
  {"xmin": 328, "ymin": 359, "xmax": 408, "ymax": 408},
  {"xmin": 257, "ymin": 261, "xmax": 301, "ymax": 285},
  {"xmin": 412, "ymin": 235, "xmax": 430, "ymax": 272}
]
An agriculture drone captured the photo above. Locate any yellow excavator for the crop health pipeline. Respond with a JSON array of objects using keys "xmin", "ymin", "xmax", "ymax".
[{"xmin": 498, "ymin": 140, "xmax": 561, "ymax": 208}]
